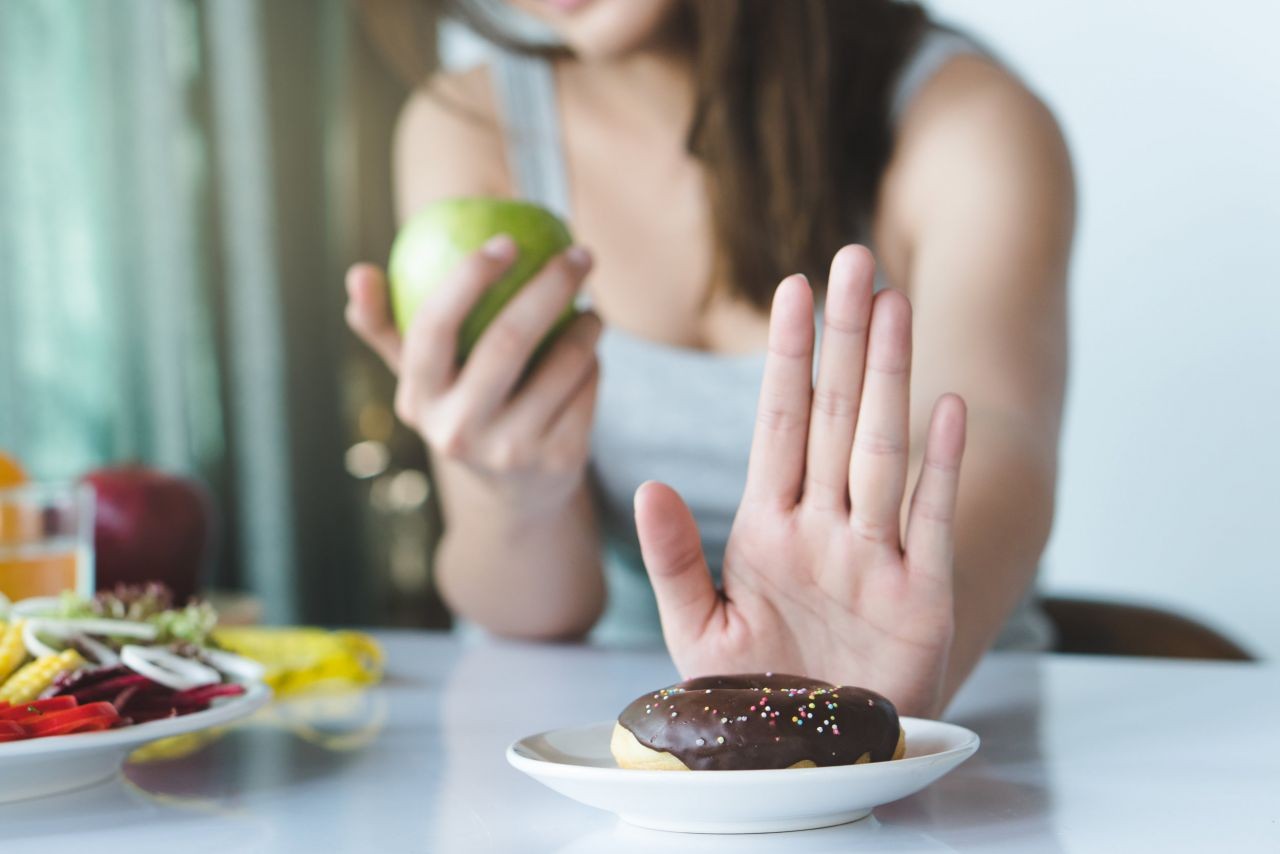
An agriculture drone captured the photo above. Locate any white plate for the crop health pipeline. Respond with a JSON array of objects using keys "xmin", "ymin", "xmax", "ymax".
[
  {"xmin": 508, "ymin": 716, "xmax": 979, "ymax": 834},
  {"xmin": 0, "ymin": 681, "xmax": 270, "ymax": 803}
]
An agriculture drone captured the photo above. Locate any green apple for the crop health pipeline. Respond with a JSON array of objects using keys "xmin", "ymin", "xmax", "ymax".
[{"xmin": 388, "ymin": 197, "xmax": 576, "ymax": 362}]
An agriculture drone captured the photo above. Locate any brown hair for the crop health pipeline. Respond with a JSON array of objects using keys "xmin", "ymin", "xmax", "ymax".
[
  {"xmin": 686, "ymin": 2, "xmax": 928, "ymax": 307},
  {"xmin": 371, "ymin": 0, "xmax": 928, "ymax": 309}
]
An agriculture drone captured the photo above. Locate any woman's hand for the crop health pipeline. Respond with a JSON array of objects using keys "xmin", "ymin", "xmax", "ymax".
[
  {"xmin": 634, "ymin": 245, "xmax": 967, "ymax": 718},
  {"xmin": 344, "ymin": 236, "xmax": 602, "ymax": 512}
]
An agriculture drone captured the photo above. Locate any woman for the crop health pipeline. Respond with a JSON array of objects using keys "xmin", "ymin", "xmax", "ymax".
[{"xmin": 346, "ymin": 0, "xmax": 1073, "ymax": 717}]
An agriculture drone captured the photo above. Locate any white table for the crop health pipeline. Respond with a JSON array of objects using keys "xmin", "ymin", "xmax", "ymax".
[{"xmin": 1, "ymin": 631, "xmax": 1276, "ymax": 852}]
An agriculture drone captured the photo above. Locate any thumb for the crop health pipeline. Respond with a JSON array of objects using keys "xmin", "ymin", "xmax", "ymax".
[
  {"xmin": 345, "ymin": 263, "xmax": 403, "ymax": 373},
  {"xmin": 635, "ymin": 481, "xmax": 718, "ymax": 649}
]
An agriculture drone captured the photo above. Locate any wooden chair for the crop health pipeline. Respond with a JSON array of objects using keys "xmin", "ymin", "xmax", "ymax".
[{"xmin": 1041, "ymin": 596, "xmax": 1254, "ymax": 661}]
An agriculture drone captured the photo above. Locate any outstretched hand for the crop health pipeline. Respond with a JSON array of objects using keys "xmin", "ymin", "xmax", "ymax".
[{"xmin": 634, "ymin": 246, "xmax": 967, "ymax": 717}]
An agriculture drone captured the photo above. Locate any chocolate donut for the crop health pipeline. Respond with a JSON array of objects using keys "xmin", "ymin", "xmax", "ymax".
[{"xmin": 611, "ymin": 674, "xmax": 904, "ymax": 771}]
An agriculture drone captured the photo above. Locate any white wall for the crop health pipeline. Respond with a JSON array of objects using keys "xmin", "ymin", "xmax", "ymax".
[{"xmin": 925, "ymin": 0, "xmax": 1280, "ymax": 657}]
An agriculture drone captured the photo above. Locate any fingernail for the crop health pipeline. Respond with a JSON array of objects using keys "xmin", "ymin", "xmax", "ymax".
[
  {"xmin": 566, "ymin": 246, "xmax": 592, "ymax": 271},
  {"xmin": 483, "ymin": 234, "xmax": 516, "ymax": 259}
]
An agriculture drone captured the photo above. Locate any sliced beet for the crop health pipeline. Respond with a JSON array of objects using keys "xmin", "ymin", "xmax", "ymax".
[
  {"xmin": 130, "ymin": 708, "xmax": 181, "ymax": 724},
  {"xmin": 68, "ymin": 675, "xmax": 159, "ymax": 705},
  {"xmin": 111, "ymin": 683, "xmax": 142, "ymax": 713},
  {"xmin": 45, "ymin": 664, "xmax": 132, "ymax": 698},
  {"xmin": 170, "ymin": 683, "xmax": 246, "ymax": 705}
]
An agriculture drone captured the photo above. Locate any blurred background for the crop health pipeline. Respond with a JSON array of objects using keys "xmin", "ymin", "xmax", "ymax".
[{"xmin": 1, "ymin": 1, "xmax": 1276, "ymax": 654}]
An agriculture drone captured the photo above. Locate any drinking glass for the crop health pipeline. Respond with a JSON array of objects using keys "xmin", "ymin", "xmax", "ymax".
[{"xmin": 0, "ymin": 482, "xmax": 95, "ymax": 603}]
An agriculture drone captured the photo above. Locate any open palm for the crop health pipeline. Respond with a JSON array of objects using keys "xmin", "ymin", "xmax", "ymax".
[{"xmin": 634, "ymin": 246, "xmax": 967, "ymax": 718}]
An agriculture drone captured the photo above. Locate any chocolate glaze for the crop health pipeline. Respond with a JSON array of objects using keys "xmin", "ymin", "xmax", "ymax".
[{"xmin": 618, "ymin": 673, "xmax": 900, "ymax": 771}]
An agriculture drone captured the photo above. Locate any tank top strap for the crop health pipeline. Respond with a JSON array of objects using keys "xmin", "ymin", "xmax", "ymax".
[
  {"xmin": 489, "ymin": 49, "xmax": 573, "ymax": 220},
  {"xmin": 890, "ymin": 27, "xmax": 987, "ymax": 124}
]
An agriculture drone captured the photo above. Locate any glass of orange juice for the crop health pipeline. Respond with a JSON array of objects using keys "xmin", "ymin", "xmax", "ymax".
[{"xmin": 0, "ymin": 482, "xmax": 95, "ymax": 602}]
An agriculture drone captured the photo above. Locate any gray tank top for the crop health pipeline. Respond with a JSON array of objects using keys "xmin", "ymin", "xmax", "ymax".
[{"xmin": 488, "ymin": 29, "xmax": 1054, "ymax": 650}]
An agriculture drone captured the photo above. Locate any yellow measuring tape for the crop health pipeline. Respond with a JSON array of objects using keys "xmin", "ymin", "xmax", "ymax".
[{"xmin": 211, "ymin": 627, "xmax": 384, "ymax": 697}]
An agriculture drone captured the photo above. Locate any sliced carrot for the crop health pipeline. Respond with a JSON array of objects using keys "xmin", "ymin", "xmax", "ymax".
[
  {"xmin": 23, "ymin": 701, "xmax": 120, "ymax": 737},
  {"xmin": 0, "ymin": 696, "xmax": 77, "ymax": 722}
]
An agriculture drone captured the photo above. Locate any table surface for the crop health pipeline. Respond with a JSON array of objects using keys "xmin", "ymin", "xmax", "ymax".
[{"xmin": 0, "ymin": 631, "xmax": 1276, "ymax": 853}]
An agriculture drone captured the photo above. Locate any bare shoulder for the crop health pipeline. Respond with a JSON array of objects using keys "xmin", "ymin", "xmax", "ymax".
[
  {"xmin": 393, "ymin": 65, "xmax": 511, "ymax": 222},
  {"xmin": 877, "ymin": 54, "xmax": 1076, "ymax": 270}
]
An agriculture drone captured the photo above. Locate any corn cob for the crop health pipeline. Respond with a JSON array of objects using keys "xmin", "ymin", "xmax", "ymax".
[
  {"xmin": 0, "ymin": 619, "xmax": 27, "ymax": 684},
  {"xmin": 0, "ymin": 648, "xmax": 84, "ymax": 704}
]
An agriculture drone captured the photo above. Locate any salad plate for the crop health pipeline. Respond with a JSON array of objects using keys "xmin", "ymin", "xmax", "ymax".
[
  {"xmin": 0, "ymin": 680, "xmax": 269, "ymax": 803},
  {"xmin": 0, "ymin": 586, "xmax": 272, "ymax": 803},
  {"xmin": 508, "ymin": 716, "xmax": 979, "ymax": 834}
]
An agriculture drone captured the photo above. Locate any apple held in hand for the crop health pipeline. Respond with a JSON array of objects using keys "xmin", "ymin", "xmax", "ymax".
[
  {"xmin": 83, "ymin": 466, "xmax": 212, "ymax": 604},
  {"xmin": 388, "ymin": 197, "xmax": 576, "ymax": 362}
]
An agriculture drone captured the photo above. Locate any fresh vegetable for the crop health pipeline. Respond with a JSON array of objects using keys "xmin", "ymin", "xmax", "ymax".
[
  {"xmin": 44, "ymin": 663, "xmax": 139, "ymax": 700},
  {"xmin": 0, "ymin": 649, "xmax": 85, "ymax": 704},
  {"xmin": 0, "ymin": 620, "xmax": 26, "ymax": 682},
  {"xmin": 118, "ymin": 682, "xmax": 247, "ymax": 724},
  {"xmin": 54, "ymin": 585, "xmax": 217, "ymax": 646},
  {"xmin": 43, "ymin": 660, "xmax": 247, "ymax": 725},
  {"xmin": 200, "ymin": 647, "xmax": 267, "ymax": 683},
  {"xmin": 63, "ymin": 670, "xmax": 245, "ymax": 725},
  {"xmin": 120, "ymin": 644, "xmax": 220, "ymax": 691},
  {"xmin": 0, "ymin": 696, "xmax": 76, "ymax": 720},
  {"xmin": 0, "ymin": 695, "xmax": 123, "ymax": 741},
  {"xmin": 23, "ymin": 701, "xmax": 120, "ymax": 737},
  {"xmin": 28, "ymin": 616, "xmax": 158, "ymax": 640},
  {"xmin": 22, "ymin": 617, "xmax": 156, "ymax": 667},
  {"xmin": 0, "ymin": 659, "xmax": 250, "ymax": 743}
]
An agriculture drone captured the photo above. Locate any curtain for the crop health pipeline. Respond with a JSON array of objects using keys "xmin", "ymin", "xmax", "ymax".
[
  {"xmin": 0, "ymin": 0, "xmax": 222, "ymax": 478},
  {"xmin": 0, "ymin": 0, "xmax": 443, "ymax": 626}
]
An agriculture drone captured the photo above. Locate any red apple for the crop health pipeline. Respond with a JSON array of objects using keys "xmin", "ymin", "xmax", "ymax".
[{"xmin": 83, "ymin": 466, "xmax": 212, "ymax": 603}]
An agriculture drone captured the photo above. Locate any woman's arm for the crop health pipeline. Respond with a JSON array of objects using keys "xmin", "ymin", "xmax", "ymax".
[
  {"xmin": 431, "ymin": 459, "xmax": 604, "ymax": 639},
  {"xmin": 628, "ymin": 58, "xmax": 1071, "ymax": 718},
  {"xmin": 348, "ymin": 70, "xmax": 605, "ymax": 639},
  {"xmin": 879, "ymin": 55, "xmax": 1075, "ymax": 698}
]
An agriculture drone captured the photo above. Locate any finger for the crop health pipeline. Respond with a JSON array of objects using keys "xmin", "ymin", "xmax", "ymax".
[
  {"xmin": 634, "ymin": 481, "xmax": 719, "ymax": 649},
  {"xmin": 345, "ymin": 264, "xmax": 403, "ymax": 373},
  {"xmin": 905, "ymin": 394, "xmax": 967, "ymax": 579},
  {"xmin": 495, "ymin": 312, "xmax": 603, "ymax": 437},
  {"xmin": 743, "ymin": 274, "xmax": 815, "ymax": 509},
  {"xmin": 803, "ymin": 245, "xmax": 875, "ymax": 512},
  {"xmin": 849, "ymin": 289, "xmax": 913, "ymax": 544},
  {"xmin": 401, "ymin": 234, "xmax": 519, "ymax": 395},
  {"xmin": 455, "ymin": 246, "xmax": 592, "ymax": 420},
  {"xmin": 540, "ymin": 358, "xmax": 599, "ymax": 463}
]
